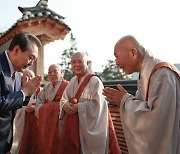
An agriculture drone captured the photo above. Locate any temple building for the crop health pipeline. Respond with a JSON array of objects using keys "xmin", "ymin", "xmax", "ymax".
[{"xmin": 0, "ymin": 0, "xmax": 70, "ymax": 76}]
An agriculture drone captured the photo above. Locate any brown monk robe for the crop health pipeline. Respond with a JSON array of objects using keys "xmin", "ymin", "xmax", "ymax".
[
  {"xmin": 58, "ymin": 52, "xmax": 121, "ymax": 154},
  {"xmin": 19, "ymin": 111, "xmax": 39, "ymax": 154},
  {"xmin": 58, "ymin": 106, "xmax": 121, "ymax": 154},
  {"xmin": 18, "ymin": 88, "xmax": 41, "ymax": 154},
  {"xmin": 58, "ymin": 72, "xmax": 121, "ymax": 154},
  {"xmin": 19, "ymin": 64, "xmax": 68, "ymax": 154},
  {"xmin": 58, "ymin": 108, "xmax": 121, "ymax": 154},
  {"xmin": 38, "ymin": 80, "xmax": 68, "ymax": 154},
  {"xmin": 19, "ymin": 80, "xmax": 68, "ymax": 154}
]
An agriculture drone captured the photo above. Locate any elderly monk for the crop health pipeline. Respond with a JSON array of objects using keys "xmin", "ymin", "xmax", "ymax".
[
  {"xmin": 11, "ymin": 69, "xmax": 41, "ymax": 154},
  {"xmin": 103, "ymin": 35, "xmax": 180, "ymax": 154},
  {"xmin": 19, "ymin": 64, "xmax": 68, "ymax": 154},
  {"xmin": 59, "ymin": 52, "xmax": 121, "ymax": 154}
]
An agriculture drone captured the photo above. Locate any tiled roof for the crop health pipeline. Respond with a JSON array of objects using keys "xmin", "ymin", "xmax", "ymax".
[{"xmin": 0, "ymin": 0, "xmax": 70, "ymax": 38}]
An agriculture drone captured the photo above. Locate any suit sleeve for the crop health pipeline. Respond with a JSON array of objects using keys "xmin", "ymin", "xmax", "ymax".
[
  {"xmin": 0, "ymin": 91, "xmax": 24, "ymax": 114},
  {"xmin": 0, "ymin": 71, "xmax": 24, "ymax": 114}
]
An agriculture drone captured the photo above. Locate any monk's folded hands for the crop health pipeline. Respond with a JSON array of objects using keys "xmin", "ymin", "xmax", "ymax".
[{"xmin": 102, "ymin": 84, "xmax": 127, "ymax": 106}]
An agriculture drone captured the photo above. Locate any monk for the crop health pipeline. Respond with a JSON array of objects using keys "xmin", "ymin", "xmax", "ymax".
[
  {"xmin": 103, "ymin": 35, "xmax": 180, "ymax": 154},
  {"xmin": 59, "ymin": 52, "xmax": 121, "ymax": 154},
  {"xmin": 19, "ymin": 64, "xmax": 68, "ymax": 154},
  {"xmin": 11, "ymin": 70, "xmax": 41, "ymax": 154}
]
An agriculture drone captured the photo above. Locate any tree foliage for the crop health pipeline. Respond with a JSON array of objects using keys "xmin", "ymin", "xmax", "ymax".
[
  {"xmin": 99, "ymin": 60, "xmax": 131, "ymax": 81},
  {"xmin": 59, "ymin": 32, "xmax": 77, "ymax": 80}
]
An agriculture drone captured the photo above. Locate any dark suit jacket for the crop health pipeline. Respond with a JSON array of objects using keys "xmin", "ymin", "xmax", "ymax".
[{"xmin": 0, "ymin": 51, "xmax": 24, "ymax": 152}]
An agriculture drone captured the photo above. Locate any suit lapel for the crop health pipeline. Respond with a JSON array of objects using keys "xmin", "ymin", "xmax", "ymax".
[
  {"xmin": 0, "ymin": 51, "xmax": 11, "ymax": 77},
  {"xmin": 0, "ymin": 52, "xmax": 13, "ymax": 93},
  {"xmin": 0, "ymin": 51, "xmax": 22, "ymax": 93}
]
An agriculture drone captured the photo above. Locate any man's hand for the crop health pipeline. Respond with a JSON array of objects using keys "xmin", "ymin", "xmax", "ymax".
[
  {"xmin": 22, "ymin": 75, "xmax": 42, "ymax": 96},
  {"xmin": 63, "ymin": 103, "xmax": 76, "ymax": 115},
  {"xmin": 102, "ymin": 84, "xmax": 127, "ymax": 106}
]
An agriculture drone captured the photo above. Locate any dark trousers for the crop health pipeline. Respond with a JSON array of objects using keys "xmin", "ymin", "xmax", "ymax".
[
  {"xmin": 0, "ymin": 131, "xmax": 13, "ymax": 154},
  {"xmin": 4, "ymin": 137, "xmax": 13, "ymax": 153},
  {"xmin": 0, "ymin": 135, "xmax": 8, "ymax": 154}
]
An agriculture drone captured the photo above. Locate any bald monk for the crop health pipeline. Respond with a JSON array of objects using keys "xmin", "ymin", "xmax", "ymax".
[
  {"xmin": 103, "ymin": 35, "xmax": 180, "ymax": 154},
  {"xmin": 59, "ymin": 52, "xmax": 121, "ymax": 154}
]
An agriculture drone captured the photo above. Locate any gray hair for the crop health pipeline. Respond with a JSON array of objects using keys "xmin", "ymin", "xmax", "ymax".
[
  {"xmin": 71, "ymin": 52, "xmax": 88, "ymax": 62},
  {"xmin": 48, "ymin": 64, "xmax": 62, "ymax": 71}
]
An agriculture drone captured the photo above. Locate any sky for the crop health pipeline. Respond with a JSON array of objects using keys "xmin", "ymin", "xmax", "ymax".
[{"xmin": 0, "ymin": 0, "xmax": 180, "ymax": 73}]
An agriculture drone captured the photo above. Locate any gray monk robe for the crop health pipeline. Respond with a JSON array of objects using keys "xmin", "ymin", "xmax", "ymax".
[
  {"xmin": 59, "ymin": 73, "xmax": 109, "ymax": 154},
  {"xmin": 120, "ymin": 51, "xmax": 180, "ymax": 154}
]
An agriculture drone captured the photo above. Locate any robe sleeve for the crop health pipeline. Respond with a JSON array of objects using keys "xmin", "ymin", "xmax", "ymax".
[
  {"xmin": 78, "ymin": 77, "xmax": 108, "ymax": 153},
  {"xmin": 35, "ymin": 87, "xmax": 46, "ymax": 118},
  {"xmin": 120, "ymin": 68, "xmax": 179, "ymax": 152},
  {"xmin": 59, "ymin": 83, "xmax": 70, "ymax": 119}
]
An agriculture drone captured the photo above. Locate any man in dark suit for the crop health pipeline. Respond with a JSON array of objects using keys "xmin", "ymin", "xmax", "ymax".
[{"xmin": 0, "ymin": 32, "xmax": 43, "ymax": 154}]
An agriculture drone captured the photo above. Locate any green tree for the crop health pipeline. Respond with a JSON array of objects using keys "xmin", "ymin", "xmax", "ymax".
[
  {"xmin": 99, "ymin": 60, "xmax": 131, "ymax": 81},
  {"xmin": 59, "ymin": 32, "xmax": 77, "ymax": 80}
]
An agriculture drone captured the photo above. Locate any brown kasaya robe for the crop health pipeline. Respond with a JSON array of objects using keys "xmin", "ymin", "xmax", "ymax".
[{"xmin": 19, "ymin": 80, "xmax": 68, "ymax": 154}]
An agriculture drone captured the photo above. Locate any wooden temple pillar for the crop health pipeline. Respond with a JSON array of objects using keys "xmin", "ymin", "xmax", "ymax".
[
  {"xmin": 34, "ymin": 45, "xmax": 44, "ymax": 76},
  {"xmin": 0, "ymin": 0, "xmax": 71, "ymax": 77}
]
